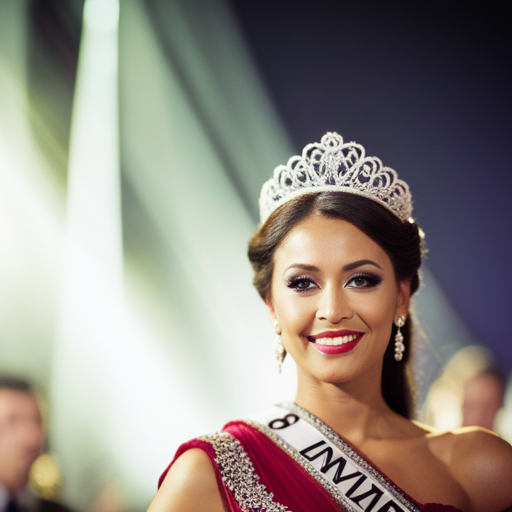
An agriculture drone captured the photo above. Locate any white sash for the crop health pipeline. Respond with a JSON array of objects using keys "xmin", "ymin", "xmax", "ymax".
[{"xmin": 247, "ymin": 403, "xmax": 422, "ymax": 512}]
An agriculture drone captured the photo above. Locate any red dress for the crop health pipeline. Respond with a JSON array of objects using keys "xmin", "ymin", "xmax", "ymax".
[{"xmin": 160, "ymin": 420, "xmax": 462, "ymax": 512}]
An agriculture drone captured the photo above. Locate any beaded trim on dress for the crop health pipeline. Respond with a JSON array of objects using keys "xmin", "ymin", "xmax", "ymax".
[
  {"xmin": 244, "ymin": 420, "xmax": 358, "ymax": 512},
  {"xmin": 198, "ymin": 432, "xmax": 290, "ymax": 512}
]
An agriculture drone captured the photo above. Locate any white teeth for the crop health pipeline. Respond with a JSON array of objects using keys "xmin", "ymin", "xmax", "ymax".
[{"xmin": 314, "ymin": 334, "xmax": 359, "ymax": 346}]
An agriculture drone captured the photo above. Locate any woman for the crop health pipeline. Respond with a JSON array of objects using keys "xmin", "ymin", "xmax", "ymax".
[{"xmin": 148, "ymin": 132, "xmax": 512, "ymax": 512}]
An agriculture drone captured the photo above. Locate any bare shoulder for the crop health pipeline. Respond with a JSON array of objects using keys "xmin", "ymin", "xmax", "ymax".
[
  {"xmin": 430, "ymin": 426, "xmax": 512, "ymax": 512},
  {"xmin": 147, "ymin": 449, "xmax": 226, "ymax": 512}
]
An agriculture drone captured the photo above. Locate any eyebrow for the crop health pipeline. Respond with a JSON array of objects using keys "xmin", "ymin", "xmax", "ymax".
[
  {"xmin": 284, "ymin": 263, "xmax": 320, "ymax": 273},
  {"xmin": 284, "ymin": 259, "xmax": 382, "ymax": 274},
  {"xmin": 342, "ymin": 259, "xmax": 383, "ymax": 272}
]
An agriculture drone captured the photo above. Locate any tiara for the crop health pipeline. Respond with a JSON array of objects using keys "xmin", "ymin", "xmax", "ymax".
[{"xmin": 259, "ymin": 132, "xmax": 413, "ymax": 224}]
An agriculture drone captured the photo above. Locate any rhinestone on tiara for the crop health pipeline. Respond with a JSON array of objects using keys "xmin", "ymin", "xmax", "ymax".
[{"xmin": 259, "ymin": 132, "xmax": 413, "ymax": 224}]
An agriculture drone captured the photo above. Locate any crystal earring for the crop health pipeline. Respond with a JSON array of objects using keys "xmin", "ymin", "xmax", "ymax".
[
  {"xmin": 274, "ymin": 336, "xmax": 285, "ymax": 373},
  {"xmin": 394, "ymin": 316, "xmax": 405, "ymax": 362}
]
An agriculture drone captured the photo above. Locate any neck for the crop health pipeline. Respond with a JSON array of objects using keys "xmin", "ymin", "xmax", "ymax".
[{"xmin": 294, "ymin": 369, "xmax": 400, "ymax": 445}]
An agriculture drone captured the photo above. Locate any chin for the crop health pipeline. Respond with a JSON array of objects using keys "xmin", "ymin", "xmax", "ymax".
[{"xmin": 302, "ymin": 364, "xmax": 359, "ymax": 386}]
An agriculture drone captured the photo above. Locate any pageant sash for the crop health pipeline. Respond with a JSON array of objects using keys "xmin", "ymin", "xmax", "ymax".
[{"xmin": 247, "ymin": 403, "xmax": 422, "ymax": 512}]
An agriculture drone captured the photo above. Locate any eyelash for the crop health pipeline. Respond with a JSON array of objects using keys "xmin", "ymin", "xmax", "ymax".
[
  {"xmin": 345, "ymin": 273, "xmax": 382, "ymax": 289},
  {"xmin": 286, "ymin": 275, "xmax": 317, "ymax": 292},
  {"xmin": 286, "ymin": 273, "xmax": 382, "ymax": 292}
]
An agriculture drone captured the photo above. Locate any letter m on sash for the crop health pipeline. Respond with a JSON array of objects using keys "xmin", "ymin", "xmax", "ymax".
[{"xmin": 300, "ymin": 441, "xmax": 362, "ymax": 485}]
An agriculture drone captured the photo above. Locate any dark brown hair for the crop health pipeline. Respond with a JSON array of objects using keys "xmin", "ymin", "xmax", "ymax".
[
  {"xmin": 0, "ymin": 376, "xmax": 34, "ymax": 393},
  {"xmin": 248, "ymin": 192, "xmax": 425, "ymax": 419}
]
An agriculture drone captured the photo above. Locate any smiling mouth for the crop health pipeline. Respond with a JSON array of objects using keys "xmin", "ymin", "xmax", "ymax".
[
  {"xmin": 306, "ymin": 331, "xmax": 364, "ymax": 355},
  {"xmin": 307, "ymin": 331, "xmax": 364, "ymax": 346},
  {"xmin": 312, "ymin": 334, "xmax": 360, "ymax": 346}
]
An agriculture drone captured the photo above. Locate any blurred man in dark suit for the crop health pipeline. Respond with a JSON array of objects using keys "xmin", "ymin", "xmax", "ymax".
[{"xmin": 0, "ymin": 377, "xmax": 71, "ymax": 512}]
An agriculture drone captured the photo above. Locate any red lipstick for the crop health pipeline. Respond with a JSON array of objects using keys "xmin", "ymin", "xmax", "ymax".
[{"xmin": 308, "ymin": 330, "xmax": 364, "ymax": 355}]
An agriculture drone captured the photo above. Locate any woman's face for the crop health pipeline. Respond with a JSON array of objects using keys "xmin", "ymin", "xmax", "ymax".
[{"xmin": 266, "ymin": 213, "xmax": 410, "ymax": 385}]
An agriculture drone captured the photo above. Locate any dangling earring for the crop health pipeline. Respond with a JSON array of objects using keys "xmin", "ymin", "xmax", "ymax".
[
  {"xmin": 274, "ymin": 336, "xmax": 285, "ymax": 373},
  {"xmin": 394, "ymin": 315, "xmax": 405, "ymax": 362},
  {"xmin": 273, "ymin": 322, "xmax": 285, "ymax": 373}
]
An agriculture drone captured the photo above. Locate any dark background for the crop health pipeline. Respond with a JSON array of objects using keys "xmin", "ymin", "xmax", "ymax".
[{"xmin": 228, "ymin": 1, "xmax": 512, "ymax": 371}]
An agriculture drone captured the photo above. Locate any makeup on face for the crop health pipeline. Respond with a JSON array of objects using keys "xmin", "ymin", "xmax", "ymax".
[
  {"xmin": 268, "ymin": 214, "xmax": 409, "ymax": 384},
  {"xmin": 307, "ymin": 330, "xmax": 365, "ymax": 355}
]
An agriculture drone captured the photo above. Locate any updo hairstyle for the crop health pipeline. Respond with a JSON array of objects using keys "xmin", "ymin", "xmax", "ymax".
[{"xmin": 248, "ymin": 192, "xmax": 425, "ymax": 419}]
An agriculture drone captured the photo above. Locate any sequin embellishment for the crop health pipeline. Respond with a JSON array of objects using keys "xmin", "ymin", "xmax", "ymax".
[
  {"xmin": 198, "ymin": 432, "xmax": 289, "ymax": 512},
  {"xmin": 244, "ymin": 420, "xmax": 357, "ymax": 512}
]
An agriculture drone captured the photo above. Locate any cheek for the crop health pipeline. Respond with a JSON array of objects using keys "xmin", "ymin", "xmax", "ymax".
[
  {"xmin": 353, "ymin": 291, "xmax": 397, "ymax": 329},
  {"xmin": 282, "ymin": 303, "xmax": 312, "ymax": 333},
  {"xmin": 273, "ymin": 292, "xmax": 313, "ymax": 334}
]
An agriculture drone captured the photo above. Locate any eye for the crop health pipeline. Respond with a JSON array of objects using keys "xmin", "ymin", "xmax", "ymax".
[
  {"xmin": 286, "ymin": 275, "xmax": 318, "ymax": 292},
  {"xmin": 345, "ymin": 273, "xmax": 382, "ymax": 289}
]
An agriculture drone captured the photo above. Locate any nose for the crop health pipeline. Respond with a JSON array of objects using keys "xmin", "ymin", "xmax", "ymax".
[{"xmin": 316, "ymin": 283, "xmax": 353, "ymax": 324}]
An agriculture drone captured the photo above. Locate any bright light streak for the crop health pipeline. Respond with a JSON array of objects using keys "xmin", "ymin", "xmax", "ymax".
[
  {"xmin": 51, "ymin": 1, "xmax": 202, "ymax": 507},
  {"xmin": 84, "ymin": 0, "xmax": 119, "ymax": 33},
  {"xmin": 51, "ymin": 0, "xmax": 124, "ymax": 507}
]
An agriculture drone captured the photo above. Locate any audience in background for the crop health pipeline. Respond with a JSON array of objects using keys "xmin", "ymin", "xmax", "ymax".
[
  {"xmin": 424, "ymin": 345, "xmax": 509, "ymax": 438},
  {"xmin": 463, "ymin": 369, "xmax": 505, "ymax": 430},
  {"xmin": 0, "ymin": 377, "xmax": 71, "ymax": 512}
]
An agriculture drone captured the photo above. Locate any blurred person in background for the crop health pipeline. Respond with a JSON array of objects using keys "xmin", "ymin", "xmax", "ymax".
[
  {"xmin": 425, "ymin": 345, "xmax": 509, "ymax": 437},
  {"xmin": 463, "ymin": 369, "xmax": 505, "ymax": 430},
  {"xmin": 0, "ymin": 377, "xmax": 71, "ymax": 512}
]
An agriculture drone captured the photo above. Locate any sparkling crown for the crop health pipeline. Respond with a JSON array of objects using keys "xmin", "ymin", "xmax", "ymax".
[{"xmin": 259, "ymin": 132, "xmax": 413, "ymax": 224}]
